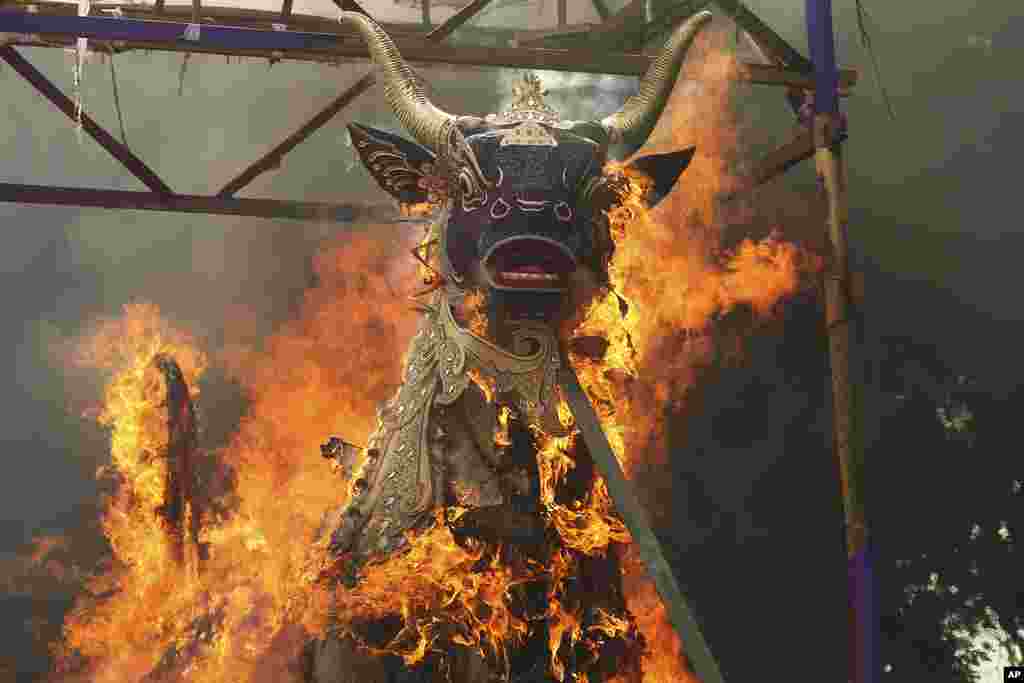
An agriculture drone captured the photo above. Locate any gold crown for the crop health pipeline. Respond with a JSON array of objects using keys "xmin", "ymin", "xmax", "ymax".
[{"xmin": 487, "ymin": 72, "xmax": 561, "ymax": 125}]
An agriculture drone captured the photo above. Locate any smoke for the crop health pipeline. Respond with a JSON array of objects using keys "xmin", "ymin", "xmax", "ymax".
[{"xmin": 493, "ymin": 68, "xmax": 638, "ymax": 121}]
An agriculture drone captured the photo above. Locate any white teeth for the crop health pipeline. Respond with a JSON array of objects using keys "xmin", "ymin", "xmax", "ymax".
[{"xmin": 501, "ymin": 272, "xmax": 559, "ymax": 282}]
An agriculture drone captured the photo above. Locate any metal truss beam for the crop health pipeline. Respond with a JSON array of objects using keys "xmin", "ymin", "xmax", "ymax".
[
  {"xmin": 721, "ymin": 125, "xmax": 847, "ymax": 202},
  {"xmin": 0, "ymin": 10, "xmax": 652, "ymax": 75},
  {"xmin": 279, "ymin": 0, "xmax": 294, "ymax": 22},
  {"xmin": 218, "ymin": 0, "xmax": 495, "ymax": 197},
  {"xmin": 0, "ymin": 2, "xmax": 856, "ymax": 221},
  {"xmin": 589, "ymin": 0, "xmax": 644, "ymax": 38},
  {"xmin": 713, "ymin": 0, "xmax": 814, "ymax": 72},
  {"xmin": 217, "ymin": 73, "xmax": 375, "ymax": 197},
  {"xmin": 0, "ymin": 45, "xmax": 173, "ymax": 195},
  {"xmin": 0, "ymin": 183, "xmax": 410, "ymax": 223},
  {"xmin": 6, "ymin": 1, "xmax": 427, "ymax": 37},
  {"xmin": 425, "ymin": 0, "xmax": 495, "ymax": 41},
  {"xmin": 610, "ymin": 0, "xmax": 707, "ymax": 52},
  {"xmin": 1, "ymin": 9, "xmax": 859, "ymax": 85}
]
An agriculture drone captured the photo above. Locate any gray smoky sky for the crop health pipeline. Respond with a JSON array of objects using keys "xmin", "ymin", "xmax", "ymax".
[{"xmin": 0, "ymin": 0, "xmax": 1021, "ymax": 679}]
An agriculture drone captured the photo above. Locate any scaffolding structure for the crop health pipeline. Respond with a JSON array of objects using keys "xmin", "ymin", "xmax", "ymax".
[
  {"xmin": 0, "ymin": 0, "xmax": 873, "ymax": 680},
  {"xmin": 0, "ymin": 0, "xmax": 854, "ymax": 222}
]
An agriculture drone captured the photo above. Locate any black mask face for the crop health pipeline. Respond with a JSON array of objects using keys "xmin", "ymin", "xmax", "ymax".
[{"xmin": 349, "ymin": 120, "xmax": 695, "ymax": 336}]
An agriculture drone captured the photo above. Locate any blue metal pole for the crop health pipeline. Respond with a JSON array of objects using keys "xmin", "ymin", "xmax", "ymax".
[
  {"xmin": 806, "ymin": 0, "xmax": 838, "ymax": 115},
  {"xmin": 0, "ymin": 11, "xmax": 344, "ymax": 51}
]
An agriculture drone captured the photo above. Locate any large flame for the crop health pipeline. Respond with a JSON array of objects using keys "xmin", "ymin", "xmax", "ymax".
[
  {"xmin": 56, "ymin": 228, "xmax": 422, "ymax": 682},
  {"xmin": 327, "ymin": 510, "xmax": 533, "ymax": 674},
  {"xmin": 56, "ymin": 302, "xmax": 208, "ymax": 680}
]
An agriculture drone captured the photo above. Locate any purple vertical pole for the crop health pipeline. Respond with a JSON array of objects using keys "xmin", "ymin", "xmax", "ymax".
[
  {"xmin": 848, "ymin": 541, "xmax": 879, "ymax": 683},
  {"xmin": 806, "ymin": 0, "xmax": 839, "ymax": 116}
]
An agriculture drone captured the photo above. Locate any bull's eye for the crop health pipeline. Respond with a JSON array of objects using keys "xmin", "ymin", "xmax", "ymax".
[
  {"xmin": 462, "ymin": 190, "xmax": 486, "ymax": 212},
  {"xmin": 490, "ymin": 197, "xmax": 512, "ymax": 220},
  {"xmin": 554, "ymin": 201, "xmax": 573, "ymax": 222},
  {"xmin": 459, "ymin": 170, "xmax": 487, "ymax": 212}
]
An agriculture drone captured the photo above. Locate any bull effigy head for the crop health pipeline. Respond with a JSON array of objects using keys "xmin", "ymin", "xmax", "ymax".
[
  {"xmin": 340, "ymin": 10, "xmax": 710, "ymax": 338},
  {"xmin": 311, "ymin": 11, "xmax": 716, "ymax": 598}
]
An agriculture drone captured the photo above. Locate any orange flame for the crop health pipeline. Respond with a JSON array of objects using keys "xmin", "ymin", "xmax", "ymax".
[
  {"xmin": 56, "ymin": 303, "xmax": 207, "ymax": 678},
  {"xmin": 57, "ymin": 228, "xmax": 423, "ymax": 682},
  {"xmin": 462, "ymin": 289, "xmax": 490, "ymax": 338},
  {"xmin": 328, "ymin": 511, "xmax": 532, "ymax": 672}
]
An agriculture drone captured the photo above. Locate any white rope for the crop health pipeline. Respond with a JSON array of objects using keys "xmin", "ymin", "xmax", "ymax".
[{"xmin": 73, "ymin": 0, "xmax": 91, "ymax": 142}]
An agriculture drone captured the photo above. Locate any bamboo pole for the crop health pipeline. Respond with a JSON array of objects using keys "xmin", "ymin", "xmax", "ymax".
[
  {"xmin": 816, "ymin": 117, "xmax": 875, "ymax": 683},
  {"xmin": 2, "ymin": 41, "xmax": 855, "ymax": 88},
  {"xmin": 560, "ymin": 362, "xmax": 726, "ymax": 683},
  {"xmin": 805, "ymin": 1, "xmax": 876, "ymax": 681},
  {"xmin": 816, "ymin": 120, "xmax": 864, "ymax": 552}
]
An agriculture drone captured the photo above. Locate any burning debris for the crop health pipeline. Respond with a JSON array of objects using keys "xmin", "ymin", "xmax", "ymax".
[{"xmin": 319, "ymin": 436, "xmax": 364, "ymax": 481}]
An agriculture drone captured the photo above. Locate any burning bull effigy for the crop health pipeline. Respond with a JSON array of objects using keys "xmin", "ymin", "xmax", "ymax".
[
  {"xmin": 49, "ymin": 6, "xmax": 815, "ymax": 683},
  {"xmin": 302, "ymin": 9, "xmax": 711, "ymax": 683}
]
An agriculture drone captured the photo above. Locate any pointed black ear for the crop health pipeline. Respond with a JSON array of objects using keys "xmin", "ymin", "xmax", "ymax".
[
  {"xmin": 348, "ymin": 123, "xmax": 437, "ymax": 205},
  {"xmin": 626, "ymin": 146, "xmax": 696, "ymax": 208}
]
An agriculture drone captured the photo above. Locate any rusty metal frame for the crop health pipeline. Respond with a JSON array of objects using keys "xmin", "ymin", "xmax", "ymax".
[
  {"xmin": 217, "ymin": 0, "xmax": 497, "ymax": 198},
  {"xmin": 0, "ymin": 43, "xmax": 398, "ymax": 221},
  {"xmin": 0, "ymin": 0, "xmax": 854, "ymax": 223},
  {"xmin": 0, "ymin": 45, "xmax": 172, "ymax": 195},
  {"xmin": 0, "ymin": 183, "xmax": 416, "ymax": 222},
  {"xmin": 216, "ymin": 73, "xmax": 377, "ymax": 198}
]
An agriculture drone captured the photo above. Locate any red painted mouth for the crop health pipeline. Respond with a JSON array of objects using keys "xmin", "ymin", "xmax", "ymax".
[{"xmin": 484, "ymin": 238, "xmax": 576, "ymax": 291}]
